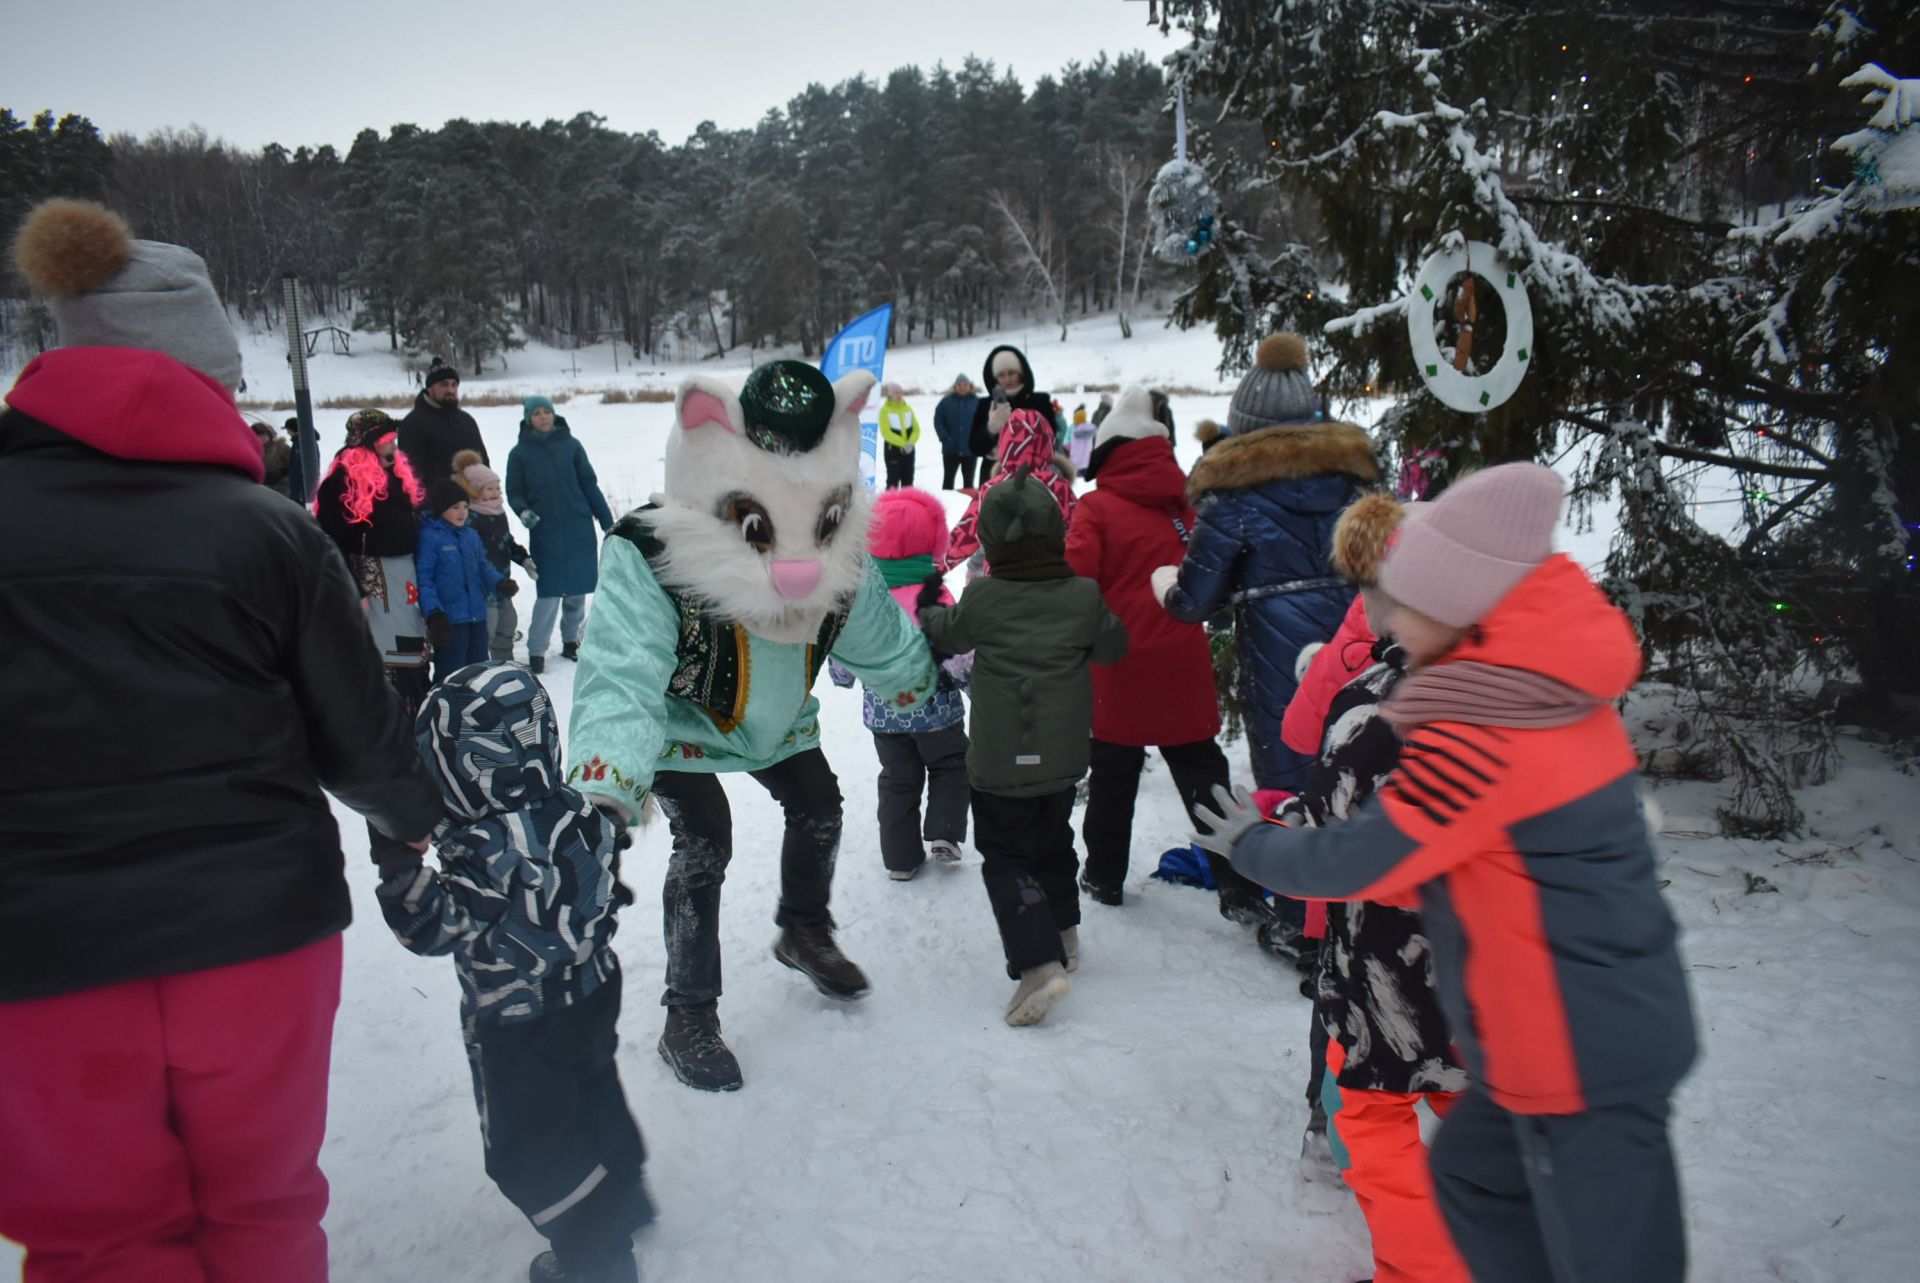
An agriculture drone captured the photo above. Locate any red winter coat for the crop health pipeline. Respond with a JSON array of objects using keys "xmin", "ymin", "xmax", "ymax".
[
  {"xmin": 1282, "ymin": 593, "xmax": 1377, "ymax": 756},
  {"xmin": 1066, "ymin": 435, "xmax": 1221, "ymax": 746}
]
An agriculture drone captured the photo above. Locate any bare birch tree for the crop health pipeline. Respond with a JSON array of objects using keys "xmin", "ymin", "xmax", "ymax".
[
  {"xmin": 1102, "ymin": 145, "xmax": 1147, "ymax": 338},
  {"xmin": 989, "ymin": 189, "xmax": 1070, "ymax": 342}
]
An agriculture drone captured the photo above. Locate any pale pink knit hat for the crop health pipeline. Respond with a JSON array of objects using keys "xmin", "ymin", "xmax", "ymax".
[{"xmin": 1377, "ymin": 462, "xmax": 1565, "ymax": 628}]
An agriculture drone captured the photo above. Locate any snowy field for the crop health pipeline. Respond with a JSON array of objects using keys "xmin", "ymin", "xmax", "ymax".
[{"xmin": 5, "ymin": 318, "xmax": 1918, "ymax": 1281}]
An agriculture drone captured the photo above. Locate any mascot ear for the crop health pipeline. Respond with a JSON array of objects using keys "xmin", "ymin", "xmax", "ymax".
[
  {"xmin": 677, "ymin": 376, "xmax": 743, "ymax": 435},
  {"xmin": 832, "ymin": 370, "xmax": 878, "ymax": 422}
]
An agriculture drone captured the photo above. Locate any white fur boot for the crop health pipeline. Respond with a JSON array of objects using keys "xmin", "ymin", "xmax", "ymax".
[
  {"xmin": 1005, "ymin": 960, "xmax": 1070, "ymax": 1027},
  {"xmin": 1060, "ymin": 927, "xmax": 1079, "ymax": 973}
]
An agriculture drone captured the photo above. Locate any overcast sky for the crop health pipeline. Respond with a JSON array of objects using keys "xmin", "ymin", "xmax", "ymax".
[{"xmin": 5, "ymin": 0, "xmax": 1173, "ymax": 152}]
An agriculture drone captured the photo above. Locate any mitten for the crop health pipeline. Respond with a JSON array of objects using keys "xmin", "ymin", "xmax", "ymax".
[
  {"xmin": 519, "ymin": 509, "xmax": 540, "ymax": 531},
  {"xmin": 986, "ymin": 399, "xmax": 1012, "ymax": 436},
  {"xmin": 1191, "ymin": 783, "xmax": 1266, "ymax": 860},
  {"xmin": 915, "ymin": 571, "xmax": 945, "ymax": 615},
  {"xmin": 498, "ymin": 579, "xmax": 519, "ymax": 599},
  {"xmin": 1150, "ymin": 564, "xmax": 1181, "ymax": 610},
  {"xmin": 426, "ymin": 611, "xmax": 451, "ymax": 648},
  {"xmin": 522, "ymin": 558, "xmax": 540, "ymax": 580}
]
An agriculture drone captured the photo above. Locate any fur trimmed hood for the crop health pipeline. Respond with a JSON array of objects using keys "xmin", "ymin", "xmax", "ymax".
[{"xmin": 1186, "ymin": 420, "xmax": 1378, "ymax": 504}]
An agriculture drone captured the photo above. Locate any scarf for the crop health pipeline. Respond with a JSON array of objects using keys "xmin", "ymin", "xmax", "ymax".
[
  {"xmin": 1381, "ymin": 661, "xmax": 1603, "ymax": 732},
  {"xmin": 468, "ymin": 492, "xmax": 507, "ymax": 517},
  {"xmin": 876, "ymin": 553, "xmax": 935, "ymax": 589}
]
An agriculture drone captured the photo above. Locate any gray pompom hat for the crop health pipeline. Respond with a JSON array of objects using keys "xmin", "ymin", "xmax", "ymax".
[
  {"xmin": 12, "ymin": 199, "xmax": 243, "ymax": 390},
  {"xmin": 1226, "ymin": 332, "xmax": 1317, "ymax": 435}
]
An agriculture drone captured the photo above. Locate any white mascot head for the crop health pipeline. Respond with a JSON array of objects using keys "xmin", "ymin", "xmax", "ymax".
[{"xmin": 647, "ymin": 360, "xmax": 877, "ymax": 644}]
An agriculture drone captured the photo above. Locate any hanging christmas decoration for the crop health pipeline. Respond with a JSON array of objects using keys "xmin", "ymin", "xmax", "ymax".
[
  {"xmin": 1148, "ymin": 79, "xmax": 1220, "ymax": 265},
  {"xmin": 1405, "ymin": 239, "xmax": 1535, "ymax": 413}
]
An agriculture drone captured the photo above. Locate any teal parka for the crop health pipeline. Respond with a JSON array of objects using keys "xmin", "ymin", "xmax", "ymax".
[{"xmin": 566, "ymin": 517, "xmax": 938, "ymax": 811}]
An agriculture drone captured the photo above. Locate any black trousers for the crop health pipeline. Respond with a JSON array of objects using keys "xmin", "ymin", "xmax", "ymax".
[
  {"xmin": 883, "ymin": 444, "xmax": 915, "ymax": 488},
  {"xmin": 941, "ymin": 453, "xmax": 977, "ymax": 489},
  {"xmin": 972, "ymin": 787, "xmax": 1079, "ymax": 977},
  {"xmin": 1081, "ymin": 737, "xmax": 1267, "ymax": 900},
  {"xmin": 649, "ymin": 749, "xmax": 841, "ymax": 1006},
  {"xmin": 465, "ymin": 969, "xmax": 649, "ymax": 1269},
  {"xmin": 1430, "ymin": 1086, "xmax": 1686, "ymax": 1283},
  {"xmin": 872, "ymin": 725, "xmax": 969, "ymax": 872}
]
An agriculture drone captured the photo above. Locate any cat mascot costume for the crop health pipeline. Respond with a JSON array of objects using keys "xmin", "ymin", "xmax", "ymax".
[{"xmin": 569, "ymin": 360, "xmax": 935, "ymax": 1092}]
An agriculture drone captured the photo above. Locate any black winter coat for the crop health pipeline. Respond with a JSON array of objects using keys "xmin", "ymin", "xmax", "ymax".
[
  {"xmin": 969, "ymin": 344, "xmax": 1064, "ymax": 458},
  {"xmin": 0, "ymin": 403, "xmax": 446, "ymax": 1002},
  {"xmin": 399, "ymin": 391, "xmax": 487, "ymax": 490},
  {"xmin": 1279, "ymin": 643, "xmax": 1468, "ymax": 1097}
]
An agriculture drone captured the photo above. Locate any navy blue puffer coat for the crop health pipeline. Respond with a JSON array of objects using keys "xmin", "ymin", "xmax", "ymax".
[
  {"xmin": 505, "ymin": 417, "xmax": 615, "ymax": 599},
  {"xmin": 1163, "ymin": 421, "xmax": 1378, "ymax": 792}
]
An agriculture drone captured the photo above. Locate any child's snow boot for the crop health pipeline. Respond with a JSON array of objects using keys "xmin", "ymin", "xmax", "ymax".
[
  {"xmin": 888, "ymin": 860, "xmax": 924, "ymax": 882},
  {"xmin": 929, "ymin": 839, "xmax": 963, "ymax": 863},
  {"xmin": 528, "ymin": 655, "xmax": 546, "ymax": 674},
  {"xmin": 1218, "ymin": 887, "xmax": 1280, "ymax": 928},
  {"xmin": 1060, "ymin": 927, "xmax": 1079, "ymax": 973},
  {"xmin": 528, "ymin": 1248, "xmax": 638, "ymax": 1283},
  {"xmin": 772, "ymin": 921, "xmax": 871, "ymax": 1000},
  {"xmin": 659, "ymin": 1003, "xmax": 743, "ymax": 1092},
  {"xmin": 1005, "ymin": 960, "xmax": 1070, "ymax": 1026},
  {"xmin": 1078, "ymin": 873, "xmax": 1123, "ymax": 906}
]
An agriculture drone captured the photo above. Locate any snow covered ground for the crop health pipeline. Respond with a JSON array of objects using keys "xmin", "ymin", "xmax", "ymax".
[{"xmin": 5, "ymin": 319, "xmax": 1918, "ymax": 1282}]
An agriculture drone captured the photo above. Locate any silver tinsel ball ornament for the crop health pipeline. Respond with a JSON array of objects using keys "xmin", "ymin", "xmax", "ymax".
[{"xmin": 1148, "ymin": 158, "xmax": 1219, "ymax": 265}]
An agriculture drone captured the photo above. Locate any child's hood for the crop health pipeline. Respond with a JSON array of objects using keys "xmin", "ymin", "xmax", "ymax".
[
  {"xmin": 1437, "ymin": 554, "xmax": 1643, "ymax": 700},
  {"xmin": 415, "ymin": 664, "xmax": 564, "ymax": 820},
  {"xmin": 978, "ymin": 469, "xmax": 1064, "ymax": 547}
]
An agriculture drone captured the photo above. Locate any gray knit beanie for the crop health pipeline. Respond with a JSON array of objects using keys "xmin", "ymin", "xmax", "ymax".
[
  {"xmin": 12, "ymin": 200, "xmax": 243, "ymax": 390},
  {"xmin": 1378, "ymin": 462, "xmax": 1565, "ymax": 628},
  {"xmin": 1227, "ymin": 332, "xmax": 1317, "ymax": 435}
]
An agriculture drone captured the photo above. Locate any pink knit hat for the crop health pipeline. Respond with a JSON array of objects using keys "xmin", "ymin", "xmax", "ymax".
[
  {"xmin": 462, "ymin": 459, "xmax": 501, "ymax": 492},
  {"xmin": 1377, "ymin": 462, "xmax": 1565, "ymax": 628}
]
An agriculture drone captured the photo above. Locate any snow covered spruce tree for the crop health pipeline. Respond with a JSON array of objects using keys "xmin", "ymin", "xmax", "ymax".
[{"xmin": 1158, "ymin": 1, "xmax": 1918, "ymax": 836}]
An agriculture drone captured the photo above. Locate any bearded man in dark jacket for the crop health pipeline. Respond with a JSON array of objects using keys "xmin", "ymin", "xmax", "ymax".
[
  {"xmin": 0, "ymin": 200, "xmax": 445, "ymax": 1283},
  {"xmin": 399, "ymin": 355, "xmax": 488, "ymax": 489}
]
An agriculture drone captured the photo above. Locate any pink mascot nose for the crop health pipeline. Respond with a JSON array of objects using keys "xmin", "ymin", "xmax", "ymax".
[{"xmin": 769, "ymin": 558, "xmax": 823, "ymax": 600}]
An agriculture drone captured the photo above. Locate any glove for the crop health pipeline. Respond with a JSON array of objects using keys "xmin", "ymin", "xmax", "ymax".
[
  {"xmin": 1191, "ymin": 783, "xmax": 1265, "ymax": 860},
  {"xmin": 498, "ymin": 579, "xmax": 519, "ymax": 598},
  {"xmin": 426, "ymin": 611, "xmax": 451, "ymax": 648},
  {"xmin": 519, "ymin": 509, "xmax": 540, "ymax": 531},
  {"xmin": 1150, "ymin": 564, "xmax": 1181, "ymax": 611},
  {"xmin": 522, "ymin": 558, "xmax": 540, "ymax": 580},
  {"xmin": 915, "ymin": 571, "xmax": 945, "ymax": 615}
]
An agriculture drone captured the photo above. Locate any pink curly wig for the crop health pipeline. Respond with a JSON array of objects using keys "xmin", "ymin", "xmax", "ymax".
[{"xmin": 313, "ymin": 430, "xmax": 423, "ymax": 524}]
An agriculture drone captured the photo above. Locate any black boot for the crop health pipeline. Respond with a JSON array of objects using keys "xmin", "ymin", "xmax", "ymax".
[
  {"xmin": 562, "ymin": 640, "xmax": 581, "ymax": 662},
  {"xmin": 659, "ymin": 1003, "xmax": 743, "ymax": 1092},
  {"xmin": 772, "ymin": 921, "xmax": 870, "ymax": 1000},
  {"xmin": 1218, "ymin": 887, "xmax": 1281, "ymax": 928},
  {"xmin": 528, "ymin": 1248, "xmax": 638, "ymax": 1283},
  {"xmin": 528, "ymin": 655, "xmax": 546, "ymax": 674},
  {"xmin": 1078, "ymin": 873, "xmax": 1123, "ymax": 907}
]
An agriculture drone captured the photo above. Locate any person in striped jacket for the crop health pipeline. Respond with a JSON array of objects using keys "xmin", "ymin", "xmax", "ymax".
[{"xmin": 1195, "ymin": 464, "xmax": 1695, "ymax": 1283}]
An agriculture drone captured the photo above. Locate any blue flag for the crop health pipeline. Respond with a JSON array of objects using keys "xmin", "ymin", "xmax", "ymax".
[{"xmin": 820, "ymin": 303, "xmax": 893, "ymax": 489}]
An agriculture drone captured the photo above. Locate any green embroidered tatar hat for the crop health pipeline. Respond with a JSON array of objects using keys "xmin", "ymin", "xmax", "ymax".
[{"xmin": 738, "ymin": 359, "xmax": 836, "ymax": 455}]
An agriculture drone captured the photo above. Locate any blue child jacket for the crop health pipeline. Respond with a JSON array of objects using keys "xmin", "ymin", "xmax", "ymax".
[{"xmin": 416, "ymin": 516, "xmax": 503, "ymax": 624}]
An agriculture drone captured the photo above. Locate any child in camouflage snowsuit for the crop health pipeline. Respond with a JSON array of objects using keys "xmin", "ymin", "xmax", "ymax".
[{"xmin": 376, "ymin": 663, "xmax": 650, "ymax": 1283}]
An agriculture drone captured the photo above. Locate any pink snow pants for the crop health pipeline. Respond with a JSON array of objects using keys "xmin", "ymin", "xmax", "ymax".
[{"xmin": 0, "ymin": 934, "xmax": 342, "ymax": 1283}]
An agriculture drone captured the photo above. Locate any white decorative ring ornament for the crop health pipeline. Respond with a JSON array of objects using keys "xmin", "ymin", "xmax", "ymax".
[{"xmin": 1405, "ymin": 240, "xmax": 1534, "ymax": 413}]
